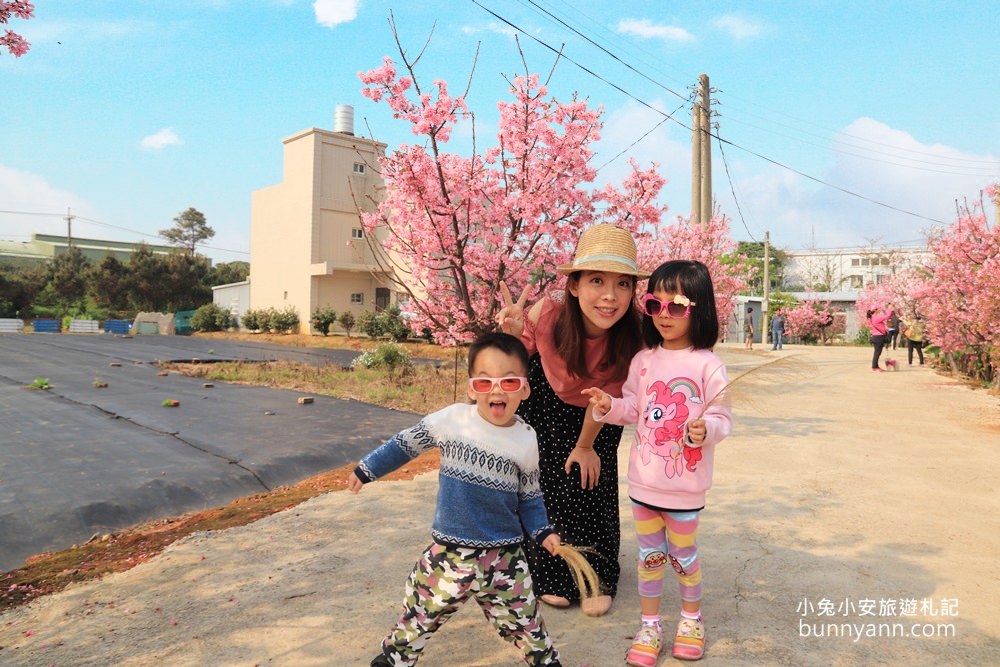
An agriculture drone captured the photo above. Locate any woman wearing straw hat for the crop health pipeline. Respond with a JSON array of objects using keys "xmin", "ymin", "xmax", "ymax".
[{"xmin": 498, "ymin": 224, "xmax": 648, "ymax": 617}]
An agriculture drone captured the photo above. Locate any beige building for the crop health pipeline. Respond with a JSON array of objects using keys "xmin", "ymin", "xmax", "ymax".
[{"xmin": 250, "ymin": 106, "xmax": 398, "ymax": 334}]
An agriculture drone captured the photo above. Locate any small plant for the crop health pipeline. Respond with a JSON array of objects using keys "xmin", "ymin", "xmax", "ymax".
[
  {"xmin": 241, "ymin": 309, "xmax": 260, "ymax": 332},
  {"xmin": 28, "ymin": 376, "xmax": 52, "ymax": 390},
  {"xmin": 190, "ymin": 303, "xmax": 234, "ymax": 332},
  {"xmin": 338, "ymin": 310, "xmax": 356, "ymax": 337},
  {"xmin": 311, "ymin": 307, "xmax": 338, "ymax": 336},
  {"xmin": 351, "ymin": 342, "xmax": 413, "ymax": 375}
]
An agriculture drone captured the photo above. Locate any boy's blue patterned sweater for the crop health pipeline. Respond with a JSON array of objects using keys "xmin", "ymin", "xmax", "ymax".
[{"xmin": 354, "ymin": 403, "xmax": 556, "ymax": 549}]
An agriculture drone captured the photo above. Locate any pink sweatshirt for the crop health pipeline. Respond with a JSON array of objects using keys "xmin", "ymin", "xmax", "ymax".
[
  {"xmin": 595, "ymin": 346, "xmax": 733, "ymax": 509},
  {"xmin": 869, "ymin": 311, "xmax": 892, "ymax": 336}
]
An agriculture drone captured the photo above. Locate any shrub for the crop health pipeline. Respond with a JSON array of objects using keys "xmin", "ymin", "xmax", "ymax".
[
  {"xmin": 351, "ymin": 342, "xmax": 412, "ymax": 374},
  {"xmin": 312, "ymin": 307, "xmax": 338, "ymax": 336},
  {"xmin": 271, "ymin": 306, "xmax": 300, "ymax": 334},
  {"xmin": 855, "ymin": 328, "xmax": 872, "ymax": 345},
  {"xmin": 241, "ymin": 309, "xmax": 260, "ymax": 332},
  {"xmin": 379, "ymin": 305, "xmax": 412, "ymax": 342},
  {"xmin": 358, "ymin": 310, "xmax": 381, "ymax": 338},
  {"xmin": 358, "ymin": 306, "xmax": 412, "ymax": 341},
  {"xmin": 191, "ymin": 303, "xmax": 234, "ymax": 332},
  {"xmin": 338, "ymin": 310, "xmax": 356, "ymax": 337}
]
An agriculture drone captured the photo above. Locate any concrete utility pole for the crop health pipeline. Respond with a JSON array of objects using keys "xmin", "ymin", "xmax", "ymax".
[
  {"xmin": 691, "ymin": 74, "xmax": 712, "ymax": 226},
  {"xmin": 763, "ymin": 230, "xmax": 771, "ymax": 332},
  {"xmin": 691, "ymin": 102, "xmax": 702, "ymax": 224},
  {"xmin": 65, "ymin": 207, "xmax": 73, "ymax": 248},
  {"xmin": 698, "ymin": 74, "xmax": 712, "ymax": 225}
]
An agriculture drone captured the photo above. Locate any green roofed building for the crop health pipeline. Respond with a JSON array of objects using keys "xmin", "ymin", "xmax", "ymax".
[{"xmin": 0, "ymin": 233, "xmax": 178, "ymax": 266}]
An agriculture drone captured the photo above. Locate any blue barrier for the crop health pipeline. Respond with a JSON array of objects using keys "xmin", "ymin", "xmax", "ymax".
[
  {"xmin": 33, "ymin": 319, "xmax": 61, "ymax": 333},
  {"xmin": 104, "ymin": 320, "xmax": 131, "ymax": 335}
]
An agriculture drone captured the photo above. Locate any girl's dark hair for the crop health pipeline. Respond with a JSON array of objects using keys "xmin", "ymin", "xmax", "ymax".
[
  {"xmin": 468, "ymin": 331, "xmax": 530, "ymax": 376},
  {"xmin": 866, "ymin": 309, "xmax": 874, "ymax": 319},
  {"xmin": 642, "ymin": 260, "xmax": 719, "ymax": 350},
  {"xmin": 553, "ymin": 272, "xmax": 643, "ymax": 381}
]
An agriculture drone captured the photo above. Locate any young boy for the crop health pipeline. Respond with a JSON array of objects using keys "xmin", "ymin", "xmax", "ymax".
[{"xmin": 348, "ymin": 332, "xmax": 563, "ymax": 667}]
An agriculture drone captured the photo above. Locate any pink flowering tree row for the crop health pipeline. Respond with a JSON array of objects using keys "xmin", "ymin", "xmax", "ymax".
[
  {"xmin": 1, "ymin": 1, "xmax": 33, "ymax": 57},
  {"xmin": 857, "ymin": 183, "xmax": 1000, "ymax": 383},
  {"xmin": 783, "ymin": 295, "xmax": 836, "ymax": 345},
  {"xmin": 357, "ymin": 38, "xmax": 748, "ymax": 343}
]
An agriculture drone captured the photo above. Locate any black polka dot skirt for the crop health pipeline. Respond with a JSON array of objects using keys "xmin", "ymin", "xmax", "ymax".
[{"xmin": 518, "ymin": 353, "xmax": 623, "ymax": 601}]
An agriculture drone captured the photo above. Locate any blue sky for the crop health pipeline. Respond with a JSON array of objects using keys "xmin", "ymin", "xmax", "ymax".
[{"xmin": 2, "ymin": 0, "xmax": 998, "ymax": 264}]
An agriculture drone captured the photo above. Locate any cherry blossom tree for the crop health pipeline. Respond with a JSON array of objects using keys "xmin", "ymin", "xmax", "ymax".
[
  {"xmin": 858, "ymin": 183, "xmax": 999, "ymax": 383},
  {"xmin": 1, "ymin": 1, "xmax": 33, "ymax": 57},
  {"xmin": 636, "ymin": 212, "xmax": 750, "ymax": 337},
  {"xmin": 357, "ymin": 30, "xmax": 749, "ymax": 344},
  {"xmin": 784, "ymin": 295, "xmax": 836, "ymax": 345},
  {"xmin": 912, "ymin": 188, "xmax": 999, "ymax": 381}
]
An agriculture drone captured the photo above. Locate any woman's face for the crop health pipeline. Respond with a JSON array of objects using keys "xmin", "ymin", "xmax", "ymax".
[{"xmin": 568, "ymin": 270, "xmax": 635, "ymax": 338}]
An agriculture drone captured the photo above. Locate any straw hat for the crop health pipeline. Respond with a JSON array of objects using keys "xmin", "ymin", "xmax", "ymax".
[{"xmin": 556, "ymin": 224, "xmax": 650, "ymax": 278}]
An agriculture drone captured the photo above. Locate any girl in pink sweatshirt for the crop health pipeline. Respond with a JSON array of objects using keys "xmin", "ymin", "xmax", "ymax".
[{"xmin": 584, "ymin": 260, "xmax": 732, "ymax": 664}]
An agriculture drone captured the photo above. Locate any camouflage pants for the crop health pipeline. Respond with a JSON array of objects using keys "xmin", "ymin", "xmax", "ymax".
[{"xmin": 379, "ymin": 542, "xmax": 560, "ymax": 666}]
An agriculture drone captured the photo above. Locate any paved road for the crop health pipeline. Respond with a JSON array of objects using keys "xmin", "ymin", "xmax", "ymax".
[{"xmin": 0, "ymin": 333, "xmax": 421, "ymax": 572}]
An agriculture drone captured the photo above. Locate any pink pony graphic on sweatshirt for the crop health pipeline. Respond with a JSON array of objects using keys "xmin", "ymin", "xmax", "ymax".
[{"xmin": 638, "ymin": 378, "xmax": 704, "ymax": 478}]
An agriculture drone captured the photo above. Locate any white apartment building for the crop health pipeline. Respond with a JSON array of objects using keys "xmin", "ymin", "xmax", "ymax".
[
  {"xmin": 782, "ymin": 245, "xmax": 932, "ymax": 292},
  {"xmin": 249, "ymin": 105, "xmax": 398, "ymax": 334}
]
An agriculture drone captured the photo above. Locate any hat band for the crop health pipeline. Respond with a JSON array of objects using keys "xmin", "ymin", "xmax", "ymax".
[{"xmin": 569, "ymin": 253, "xmax": 640, "ymax": 272}]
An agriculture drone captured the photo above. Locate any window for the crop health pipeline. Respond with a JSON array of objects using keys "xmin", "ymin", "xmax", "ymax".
[
  {"xmin": 851, "ymin": 258, "xmax": 860, "ymax": 267},
  {"xmin": 351, "ymin": 292, "xmax": 364, "ymax": 304},
  {"xmin": 353, "ymin": 162, "xmax": 366, "ymax": 174},
  {"xmin": 351, "ymin": 228, "xmax": 364, "ymax": 239},
  {"xmin": 849, "ymin": 275, "xmax": 864, "ymax": 289}
]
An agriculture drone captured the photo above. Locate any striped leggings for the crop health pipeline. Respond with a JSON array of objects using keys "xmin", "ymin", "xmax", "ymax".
[{"xmin": 631, "ymin": 503, "xmax": 702, "ymax": 603}]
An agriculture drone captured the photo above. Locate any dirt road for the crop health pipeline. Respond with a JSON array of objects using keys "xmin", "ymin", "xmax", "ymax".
[{"xmin": 1, "ymin": 344, "xmax": 998, "ymax": 666}]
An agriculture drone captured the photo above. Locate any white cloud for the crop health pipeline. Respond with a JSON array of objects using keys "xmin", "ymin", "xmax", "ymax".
[
  {"xmin": 592, "ymin": 99, "xmax": 692, "ymax": 218},
  {"xmin": 313, "ymin": 0, "xmax": 359, "ymax": 28},
  {"xmin": 461, "ymin": 22, "xmax": 521, "ymax": 38},
  {"xmin": 140, "ymin": 128, "xmax": 183, "ymax": 151},
  {"xmin": 0, "ymin": 165, "xmax": 96, "ymax": 241},
  {"xmin": 713, "ymin": 118, "xmax": 1000, "ymax": 249},
  {"xmin": 614, "ymin": 19, "xmax": 694, "ymax": 44},
  {"xmin": 712, "ymin": 14, "xmax": 768, "ymax": 41}
]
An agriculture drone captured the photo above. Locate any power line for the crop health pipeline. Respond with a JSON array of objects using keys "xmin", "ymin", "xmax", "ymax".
[
  {"xmin": 0, "ymin": 209, "xmax": 249, "ymax": 256},
  {"xmin": 716, "ymin": 126, "xmax": 756, "ymax": 243},
  {"xmin": 595, "ymin": 97, "xmax": 691, "ymax": 171},
  {"xmin": 468, "ymin": 0, "xmax": 950, "ymax": 227}
]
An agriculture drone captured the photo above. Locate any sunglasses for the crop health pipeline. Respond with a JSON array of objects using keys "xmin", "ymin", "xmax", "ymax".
[
  {"xmin": 468, "ymin": 377, "xmax": 528, "ymax": 393},
  {"xmin": 641, "ymin": 293, "xmax": 696, "ymax": 318}
]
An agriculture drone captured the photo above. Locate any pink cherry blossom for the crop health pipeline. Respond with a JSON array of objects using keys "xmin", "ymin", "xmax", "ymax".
[
  {"xmin": 0, "ymin": 1, "xmax": 33, "ymax": 58},
  {"xmin": 358, "ymin": 43, "xmax": 748, "ymax": 343}
]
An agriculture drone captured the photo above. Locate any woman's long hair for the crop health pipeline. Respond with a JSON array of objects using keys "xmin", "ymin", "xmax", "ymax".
[{"xmin": 553, "ymin": 272, "xmax": 643, "ymax": 382}]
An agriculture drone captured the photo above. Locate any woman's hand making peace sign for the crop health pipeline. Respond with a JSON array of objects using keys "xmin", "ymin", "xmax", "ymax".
[{"xmin": 497, "ymin": 281, "xmax": 531, "ymax": 337}]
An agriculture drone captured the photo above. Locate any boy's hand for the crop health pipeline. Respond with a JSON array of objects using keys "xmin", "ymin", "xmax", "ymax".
[
  {"xmin": 542, "ymin": 533, "xmax": 561, "ymax": 557},
  {"xmin": 686, "ymin": 419, "xmax": 707, "ymax": 446},
  {"xmin": 347, "ymin": 472, "xmax": 364, "ymax": 494},
  {"xmin": 580, "ymin": 387, "xmax": 612, "ymax": 414}
]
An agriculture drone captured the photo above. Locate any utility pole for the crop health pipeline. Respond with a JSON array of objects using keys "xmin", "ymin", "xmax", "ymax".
[
  {"xmin": 698, "ymin": 74, "xmax": 712, "ymax": 225},
  {"xmin": 65, "ymin": 207, "xmax": 74, "ymax": 249},
  {"xmin": 763, "ymin": 231, "xmax": 771, "ymax": 336},
  {"xmin": 690, "ymin": 74, "xmax": 713, "ymax": 226},
  {"xmin": 691, "ymin": 102, "xmax": 702, "ymax": 224}
]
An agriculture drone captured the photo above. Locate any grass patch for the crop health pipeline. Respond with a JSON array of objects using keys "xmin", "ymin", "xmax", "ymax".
[{"xmin": 159, "ymin": 359, "xmax": 469, "ymax": 414}]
